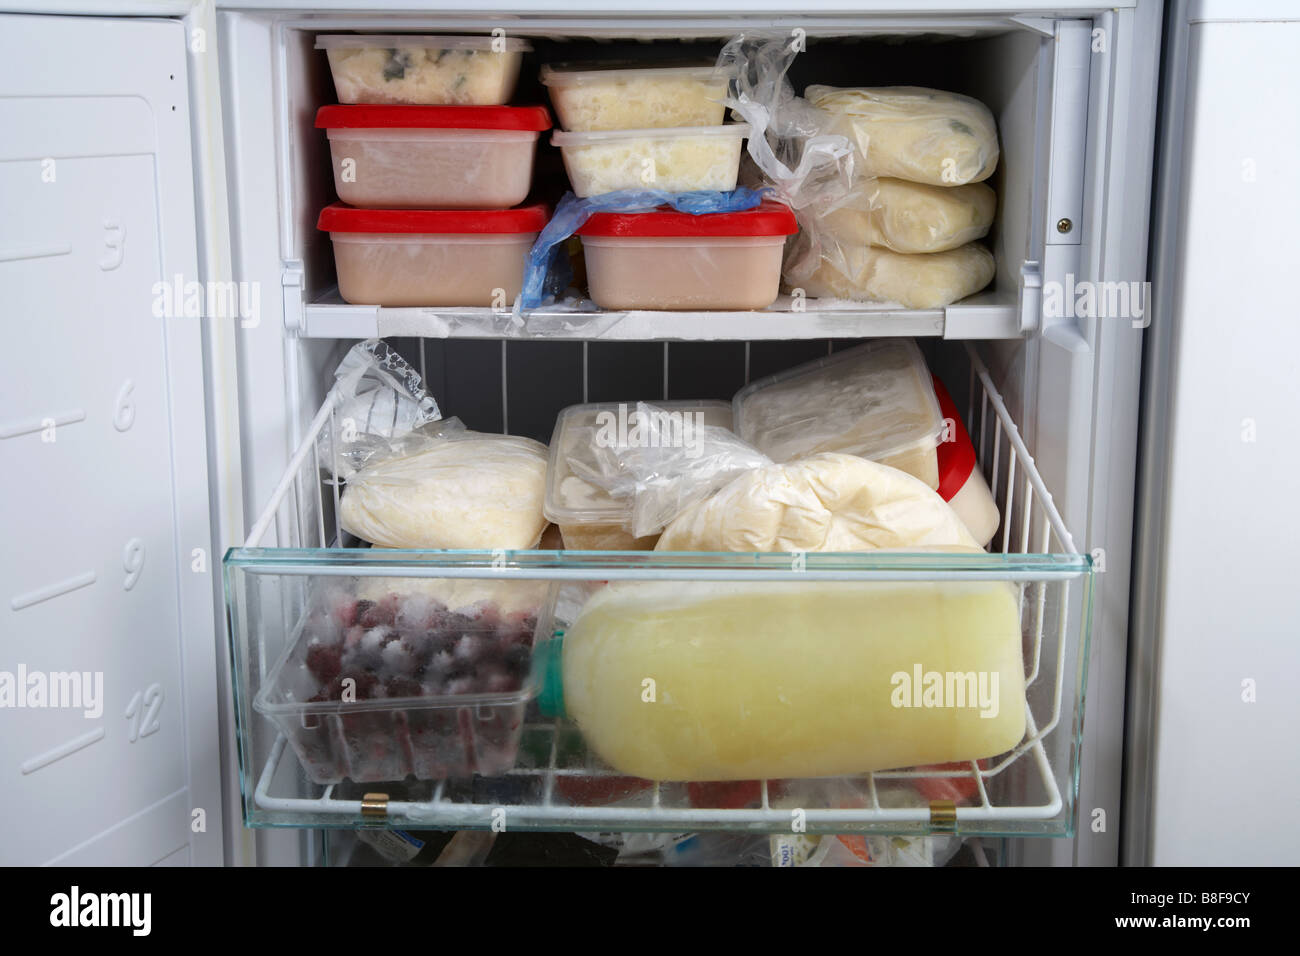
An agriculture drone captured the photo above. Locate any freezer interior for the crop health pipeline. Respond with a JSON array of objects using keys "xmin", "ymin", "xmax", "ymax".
[{"xmin": 214, "ymin": 8, "xmax": 1137, "ymax": 858}]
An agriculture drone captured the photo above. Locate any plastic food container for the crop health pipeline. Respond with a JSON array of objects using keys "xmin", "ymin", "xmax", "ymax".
[
  {"xmin": 551, "ymin": 123, "xmax": 749, "ymax": 197},
  {"xmin": 318, "ymin": 203, "xmax": 547, "ymax": 307},
  {"xmin": 316, "ymin": 34, "xmax": 531, "ymax": 105},
  {"xmin": 253, "ymin": 582, "xmax": 545, "ymax": 783},
  {"xmin": 932, "ymin": 375, "xmax": 1000, "ymax": 548},
  {"xmin": 576, "ymin": 201, "xmax": 797, "ymax": 310},
  {"xmin": 540, "ymin": 62, "xmax": 728, "ymax": 131},
  {"xmin": 735, "ymin": 339, "xmax": 946, "ymax": 488},
  {"xmin": 544, "ymin": 400, "xmax": 733, "ymax": 550},
  {"xmin": 315, "ymin": 105, "xmax": 551, "ymax": 209}
]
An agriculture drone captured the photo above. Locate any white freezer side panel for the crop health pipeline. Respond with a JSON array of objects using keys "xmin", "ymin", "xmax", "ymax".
[{"xmin": 1144, "ymin": 14, "xmax": 1300, "ymax": 865}]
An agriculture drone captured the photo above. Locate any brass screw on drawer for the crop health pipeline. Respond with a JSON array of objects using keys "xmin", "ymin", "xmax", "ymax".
[
  {"xmin": 361, "ymin": 792, "xmax": 389, "ymax": 818},
  {"xmin": 1057, "ymin": 218, "xmax": 1073, "ymax": 234}
]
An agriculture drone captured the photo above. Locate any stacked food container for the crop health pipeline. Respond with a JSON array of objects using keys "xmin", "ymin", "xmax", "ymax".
[
  {"xmin": 315, "ymin": 35, "xmax": 552, "ymax": 306},
  {"xmin": 541, "ymin": 62, "xmax": 796, "ymax": 310}
]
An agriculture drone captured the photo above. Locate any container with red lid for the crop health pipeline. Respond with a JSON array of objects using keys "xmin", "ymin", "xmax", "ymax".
[
  {"xmin": 575, "ymin": 200, "xmax": 798, "ymax": 310},
  {"xmin": 315, "ymin": 105, "xmax": 552, "ymax": 209},
  {"xmin": 318, "ymin": 203, "xmax": 549, "ymax": 307}
]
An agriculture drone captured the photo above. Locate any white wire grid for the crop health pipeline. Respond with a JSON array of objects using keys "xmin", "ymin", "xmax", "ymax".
[{"xmin": 226, "ymin": 343, "xmax": 1091, "ymax": 834}]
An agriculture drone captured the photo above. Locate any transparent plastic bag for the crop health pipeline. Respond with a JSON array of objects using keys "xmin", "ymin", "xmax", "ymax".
[
  {"xmin": 519, "ymin": 187, "xmax": 769, "ymax": 309},
  {"xmin": 564, "ymin": 402, "xmax": 771, "ymax": 538},
  {"xmin": 339, "ymin": 430, "xmax": 550, "ymax": 550},
  {"xmin": 806, "ymin": 85, "xmax": 1000, "ymax": 187},
  {"xmin": 318, "ymin": 339, "xmax": 444, "ymax": 480}
]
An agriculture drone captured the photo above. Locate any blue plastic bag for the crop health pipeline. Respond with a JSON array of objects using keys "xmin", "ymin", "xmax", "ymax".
[{"xmin": 520, "ymin": 187, "xmax": 771, "ymax": 309}]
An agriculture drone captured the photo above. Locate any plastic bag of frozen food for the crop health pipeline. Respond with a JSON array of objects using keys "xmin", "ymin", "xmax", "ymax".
[
  {"xmin": 801, "ymin": 241, "xmax": 996, "ymax": 309},
  {"xmin": 318, "ymin": 339, "xmax": 445, "ymax": 480},
  {"xmin": 565, "ymin": 402, "xmax": 772, "ymax": 538},
  {"xmin": 339, "ymin": 430, "xmax": 550, "ymax": 550},
  {"xmin": 519, "ymin": 187, "xmax": 770, "ymax": 309},
  {"xmin": 819, "ymin": 178, "xmax": 996, "ymax": 254},
  {"xmin": 655, "ymin": 453, "xmax": 979, "ymax": 553},
  {"xmin": 806, "ymin": 85, "xmax": 1000, "ymax": 187}
]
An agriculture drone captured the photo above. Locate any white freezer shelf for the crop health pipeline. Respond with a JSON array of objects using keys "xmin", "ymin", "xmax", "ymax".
[{"xmin": 299, "ymin": 290, "xmax": 1021, "ymax": 341}]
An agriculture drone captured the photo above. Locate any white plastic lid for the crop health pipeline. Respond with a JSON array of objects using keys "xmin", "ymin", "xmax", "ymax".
[
  {"xmin": 734, "ymin": 339, "xmax": 945, "ymax": 466},
  {"xmin": 539, "ymin": 62, "xmax": 724, "ymax": 87},
  {"xmin": 544, "ymin": 401, "xmax": 733, "ymax": 524},
  {"xmin": 551, "ymin": 122, "xmax": 750, "ymax": 146},
  {"xmin": 315, "ymin": 34, "xmax": 532, "ymax": 52}
]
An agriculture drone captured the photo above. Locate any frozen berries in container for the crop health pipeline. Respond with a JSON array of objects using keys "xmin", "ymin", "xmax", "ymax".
[{"xmin": 252, "ymin": 579, "xmax": 548, "ymax": 784}]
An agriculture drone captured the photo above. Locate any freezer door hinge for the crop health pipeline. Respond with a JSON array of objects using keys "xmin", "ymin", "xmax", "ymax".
[
  {"xmin": 1019, "ymin": 260, "xmax": 1042, "ymax": 334},
  {"xmin": 282, "ymin": 260, "xmax": 305, "ymax": 334}
]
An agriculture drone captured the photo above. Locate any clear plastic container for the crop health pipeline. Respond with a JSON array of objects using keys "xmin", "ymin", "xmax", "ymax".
[
  {"xmin": 576, "ymin": 200, "xmax": 797, "ymax": 310},
  {"xmin": 540, "ymin": 62, "xmax": 728, "ymax": 131},
  {"xmin": 316, "ymin": 105, "xmax": 551, "ymax": 209},
  {"xmin": 551, "ymin": 123, "xmax": 750, "ymax": 197},
  {"xmin": 318, "ymin": 203, "xmax": 547, "ymax": 307},
  {"xmin": 544, "ymin": 400, "xmax": 733, "ymax": 550},
  {"xmin": 734, "ymin": 339, "xmax": 945, "ymax": 488},
  {"xmin": 316, "ymin": 34, "xmax": 531, "ymax": 105},
  {"xmin": 252, "ymin": 579, "xmax": 545, "ymax": 783}
]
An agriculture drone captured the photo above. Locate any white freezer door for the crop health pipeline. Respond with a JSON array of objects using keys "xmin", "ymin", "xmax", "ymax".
[
  {"xmin": 0, "ymin": 14, "xmax": 222, "ymax": 865},
  {"xmin": 1128, "ymin": 0, "xmax": 1300, "ymax": 865}
]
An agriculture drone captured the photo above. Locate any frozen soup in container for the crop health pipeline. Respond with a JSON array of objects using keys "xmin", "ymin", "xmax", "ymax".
[
  {"xmin": 318, "ymin": 203, "xmax": 548, "ymax": 308},
  {"xmin": 576, "ymin": 200, "xmax": 797, "ymax": 310},
  {"xmin": 315, "ymin": 105, "xmax": 551, "ymax": 209}
]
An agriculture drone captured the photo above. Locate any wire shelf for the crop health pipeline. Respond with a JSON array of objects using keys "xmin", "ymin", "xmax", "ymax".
[{"xmin": 224, "ymin": 343, "xmax": 1092, "ymax": 836}]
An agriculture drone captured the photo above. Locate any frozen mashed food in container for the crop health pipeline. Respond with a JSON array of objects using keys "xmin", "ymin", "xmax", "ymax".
[
  {"xmin": 544, "ymin": 400, "xmax": 733, "ymax": 550},
  {"xmin": 576, "ymin": 200, "xmax": 797, "ymax": 310},
  {"xmin": 551, "ymin": 123, "xmax": 749, "ymax": 197},
  {"xmin": 318, "ymin": 203, "xmax": 547, "ymax": 307},
  {"xmin": 316, "ymin": 34, "xmax": 531, "ymax": 105},
  {"xmin": 540, "ymin": 62, "xmax": 728, "ymax": 131},
  {"xmin": 316, "ymin": 105, "xmax": 551, "ymax": 209},
  {"xmin": 734, "ymin": 339, "xmax": 946, "ymax": 488}
]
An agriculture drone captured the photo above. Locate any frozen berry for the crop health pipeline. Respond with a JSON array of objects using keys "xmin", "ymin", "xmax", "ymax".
[
  {"xmin": 386, "ymin": 676, "xmax": 421, "ymax": 699},
  {"xmin": 343, "ymin": 624, "xmax": 366, "ymax": 650},
  {"xmin": 452, "ymin": 634, "xmax": 483, "ymax": 667},
  {"xmin": 483, "ymin": 670, "xmax": 518, "ymax": 694},
  {"xmin": 313, "ymin": 676, "xmax": 345, "ymax": 702},
  {"xmin": 427, "ymin": 648, "xmax": 455, "ymax": 677},
  {"xmin": 461, "ymin": 600, "xmax": 501, "ymax": 628},
  {"xmin": 344, "ymin": 599, "xmax": 373, "ymax": 627},
  {"xmin": 340, "ymin": 670, "xmax": 379, "ymax": 700},
  {"xmin": 381, "ymin": 638, "xmax": 421, "ymax": 676},
  {"xmin": 444, "ymin": 677, "xmax": 476, "ymax": 696},
  {"xmin": 355, "ymin": 626, "xmax": 396, "ymax": 669},
  {"xmin": 358, "ymin": 600, "xmax": 394, "ymax": 629},
  {"xmin": 503, "ymin": 645, "xmax": 532, "ymax": 679},
  {"xmin": 399, "ymin": 631, "xmax": 433, "ymax": 660},
  {"xmin": 305, "ymin": 642, "xmax": 343, "ymax": 684}
]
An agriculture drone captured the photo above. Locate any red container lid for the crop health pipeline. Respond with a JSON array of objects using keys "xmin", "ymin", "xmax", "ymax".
[
  {"xmin": 317, "ymin": 202, "xmax": 549, "ymax": 235},
  {"xmin": 932, "ymin": 375, "xmax": 978, "ymax": 502},
  {"xmin": 315, "ymin": 104, "xmax": 552, "ymax": 132},
  {"xmin": 577, "ymin": 200, "xmax": 797, "ymax": 238}
]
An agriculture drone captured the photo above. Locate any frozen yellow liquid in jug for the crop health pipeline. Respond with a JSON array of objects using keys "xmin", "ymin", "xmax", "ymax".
[{"xmin": 562, "ymin": 580, "xmax": 1027, "ymax": 781}]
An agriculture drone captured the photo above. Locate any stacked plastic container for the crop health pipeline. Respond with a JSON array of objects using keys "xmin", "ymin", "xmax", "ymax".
[
  {"xmin": 541, "ymin": 62, "xmax": 795, "ymax": 310},
  {"xmin": 315, "ymin": 35, "xmax": 553, "ymax": 307}
]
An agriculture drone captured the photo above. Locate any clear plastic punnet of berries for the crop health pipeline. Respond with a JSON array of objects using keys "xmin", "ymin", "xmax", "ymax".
[{"xmin": 254, "ymin": 576, "xmax": 547, "ymax": 783}]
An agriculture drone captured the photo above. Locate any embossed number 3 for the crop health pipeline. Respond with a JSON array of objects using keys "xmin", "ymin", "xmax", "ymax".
[
  {"xmin": 100, "ymin": 219, "xmax": 125, "ymax": 271},
  {"xmin": 125, "ymin": 684, "xmax": 163, "ymax": 742}
]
